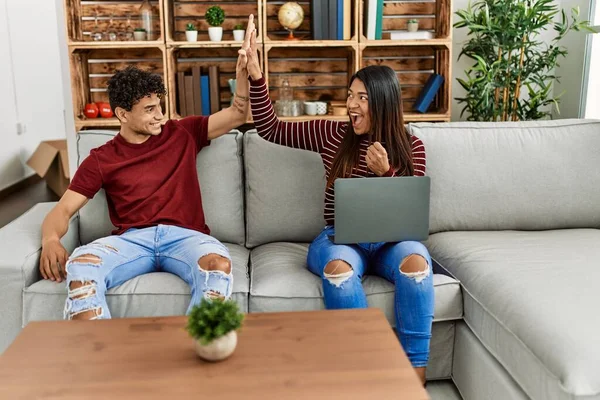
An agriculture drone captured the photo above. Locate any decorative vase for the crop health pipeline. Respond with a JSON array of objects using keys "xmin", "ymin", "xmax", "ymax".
[
  {"xmin": 208, "ymin": 27, "xmax": 223, "ymax": 42},
  {"xmin": 233, "ymin": 29, "xmax": 245, "ymax": 41},
  {"xmin": 194, "ymin": 331, "xmax": 237, "ymax": 362},
  {"xmin": 139, "ymin": 0, "xmax": 154, "ymax": 41},
  {"xmin": 407, "ymin": 22, "xmax": 419, "ymax": 32},
  {"xmin": 228, "ymin": 79, "xmax": 237, "ymax": 105},
  {"xmin": 185, "ymin": 30, "xmax": 198, "ymax": 42}
]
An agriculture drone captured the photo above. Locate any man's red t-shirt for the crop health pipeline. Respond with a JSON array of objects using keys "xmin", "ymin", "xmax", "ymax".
[{"xmin": 69, "ymin": 116, "xmax": 211, "ymax": 236}]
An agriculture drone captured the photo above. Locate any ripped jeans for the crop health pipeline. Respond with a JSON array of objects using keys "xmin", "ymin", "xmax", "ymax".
[
  {"xmin": 64, "ymin": 225, "xmax": 232, "ymax": 320},
  {"xmin": 307, "ymin": 226, "xmax": 434, "ymax": 367}
]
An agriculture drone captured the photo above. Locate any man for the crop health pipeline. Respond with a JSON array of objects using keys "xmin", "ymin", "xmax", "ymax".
[{"xmin": 39, "ymin": 16, "xmax": 256, "ymax": 320}]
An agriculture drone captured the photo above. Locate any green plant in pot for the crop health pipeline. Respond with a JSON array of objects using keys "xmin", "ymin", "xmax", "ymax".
[
  {"xmin": 233, "ymin": 23, "xmax": 245, "ymax": 41},
  {"xmin": 186, "ymin": 298, "xmax": 244, "ymax": 361},
  {"xmin": 133, "ymin": 27, "xmax": 147, "ymax": 41},
  {"xmin": 185, "ymin": 22, "xmax": 198, "ymax": 42},
  {"xmin": 206, "ymin": 6, "xmax": 226, "ymax": 42},
  {"xmin": 454, "ymin": 0, "xmax": 596, "ymax": 121},
  {"xmin": 407, "ymin": 19, "xmax": 419, "ymax": 32}
]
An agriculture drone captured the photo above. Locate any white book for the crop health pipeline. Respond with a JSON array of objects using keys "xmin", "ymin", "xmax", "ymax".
[
  {"xmin": 385, "ymin": 31, "xmax": 434, "ymax": 40},
  {"xmin": 365, "ymin": 0, "xmax": 378, "ymax": 40}
]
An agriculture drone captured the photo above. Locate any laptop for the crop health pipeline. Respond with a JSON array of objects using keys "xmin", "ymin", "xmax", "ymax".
[{"xmin": 333, "ymin": 176, "xmax": 431, "ymax": 244}]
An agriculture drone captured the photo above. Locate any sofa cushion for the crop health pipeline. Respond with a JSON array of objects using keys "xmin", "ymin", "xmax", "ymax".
[
  {"xmin": 426, "ymin": 229, "xmax": 600, "ymax": 400},
  {"xmin": 248, "ymin": 242, "xmax": 463, "ymax": 322},
  {"xmin": 248, "ymin": 242, "xmax": 463, "ymax": 380},
  {"xmin": 243, "ymin": 130, "xmax": 325, "ymax": 247},
  {"xmin": 409, "ymin": 119, "xmax": 600, "ymax": 233},
  {"xmin": 76, "ymin": 130, "xmax": 245, "ymax": 245},
  {"xmin": 22, "ymin": 244, "xmax": 249, "ymax": 324}
]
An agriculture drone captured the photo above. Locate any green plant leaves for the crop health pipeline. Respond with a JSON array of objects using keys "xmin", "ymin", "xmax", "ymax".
[
  {"xmin": 205, "ymin": 6, "xmax": 226, "ymax": 27},
  {"xmin": 453, "ymin": 0, "xmax": 596, "ymax": 120},
  {"xmin": 186, "ymin": 299, "xmax": 244, "ymax": 345}
]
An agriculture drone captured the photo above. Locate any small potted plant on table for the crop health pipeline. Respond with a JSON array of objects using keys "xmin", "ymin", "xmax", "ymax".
[
  {"xmin": 206, "ymin": 6, "xmax": 225, "ymax": 42},
  {"xmin": 185, "ymin": 23, "xmax": 198, "ymax": 42},
  {"xmin": 186, "ymin": 299, "xmax": 244, "ymax": 362}
]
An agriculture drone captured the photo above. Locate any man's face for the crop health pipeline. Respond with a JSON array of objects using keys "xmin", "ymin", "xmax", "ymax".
[{"xmin": 120, "ymin": 94, "xmax": 164, "ymax": 136}]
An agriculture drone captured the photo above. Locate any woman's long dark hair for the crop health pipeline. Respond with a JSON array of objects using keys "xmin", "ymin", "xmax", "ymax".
[{"xmin": 326, "ymin": 65, "xmax": 414, "ymax": 189}]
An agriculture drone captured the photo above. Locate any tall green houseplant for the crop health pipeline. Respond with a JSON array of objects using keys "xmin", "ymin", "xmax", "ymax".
[{"xmin": 455, "ymin": 0, "xmax": 595, "ymax": 121}]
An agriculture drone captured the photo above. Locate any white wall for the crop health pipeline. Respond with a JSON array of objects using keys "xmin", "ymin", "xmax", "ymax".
[
  {"xmin": 0, "ymin": 0, "xmax": 24, "ymax": 189},
  {"xmin": 552, "ymin": 0, "xmax": 592, "ymax": 119},
  {"xmin": 451, "ymin": 0, "xmax": 591, "ymax": 121},
  {"xmin": 0, "ymin": 0, "xmax": 67, "ymax": 191},
  {"xmin": 583, "ymin": 1, "xmax": 600, "ymax": 118}
]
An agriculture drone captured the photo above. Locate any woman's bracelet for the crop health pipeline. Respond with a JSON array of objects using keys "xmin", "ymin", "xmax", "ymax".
[{"xmin": 235, "ymin": 93, "xmax": 249, "ymax": 101}]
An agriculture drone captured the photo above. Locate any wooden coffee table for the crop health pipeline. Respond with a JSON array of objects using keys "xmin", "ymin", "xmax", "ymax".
[{"xmin": 0, "ymin": 309, "xmax": 428, "ymax": 399}]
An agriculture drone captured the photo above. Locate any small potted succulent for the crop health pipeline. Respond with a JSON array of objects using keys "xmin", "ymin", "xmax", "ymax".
[
  {"xmin": 206, "ymin": 5, "xmax": 225, "ymax": 42},
  {"xmin": 185, "ymin": 22, "xmax": 198, "ymax": 42},
  {"xmin": 133, "ymin": 27, "xmax": 147, "ymax": 41},
  {"xmin": 233, "ymin": 23, "xmax": 245, "ymax": 41},
  {"xmin": 407, "ymin": 19, "xmax": 419, "ymax": 32},
  {"xmin": 186, "ymin": 299, "xmax": 244, "ymax": 362}
]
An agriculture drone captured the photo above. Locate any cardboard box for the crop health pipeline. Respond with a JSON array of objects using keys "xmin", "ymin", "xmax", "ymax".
[{"xmin": 27, "ymin": 140, "xmax": 70, "ymax": 197}]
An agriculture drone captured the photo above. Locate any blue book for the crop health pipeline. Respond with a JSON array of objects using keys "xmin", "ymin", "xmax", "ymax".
[
  {"xmin": 328, "ymin": 0, "xmax": 337, "ymax": 40},
  {"xmin": 337, "ymin": 0, "xmax": 344, "ymax": 40},
  {"xmin": 311, "ymin": 0, "xmax": 323, "ymax": 40},
  {"xmin": 375, "ymin": 0, "xmax": 384, "ymax": 40},
  {"xmin": 200, "ymin": 75, "xmax": 210, "ymax": 116},
  {"xmin": 413, "ymin": 74, "xmax": 444, "ymax": 113}
]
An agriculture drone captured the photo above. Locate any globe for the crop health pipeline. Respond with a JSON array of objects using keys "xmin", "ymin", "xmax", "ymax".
[{"xmin": 278, "ymin": 2, "xmax": 304, "ymax": 40}]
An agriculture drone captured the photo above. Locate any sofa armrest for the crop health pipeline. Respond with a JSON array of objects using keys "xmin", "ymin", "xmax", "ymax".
[{"xmin": 0, "ymin": 202, "xmax": 79, "ymax": 353}]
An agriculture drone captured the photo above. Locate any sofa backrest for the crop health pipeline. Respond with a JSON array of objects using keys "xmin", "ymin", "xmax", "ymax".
[
  {"xmin": 76, "ymin": 130, "xmax": 245, "ymax": 245},
  {"xmin": 410, "ymin": 119, "xmax": 600, "ymax": 233},
  {"xmin": 243, "ymin": 130, "xmax": 325, "ymax": 247}
]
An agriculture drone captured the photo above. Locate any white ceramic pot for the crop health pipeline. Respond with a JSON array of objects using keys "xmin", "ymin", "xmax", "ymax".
[
  {"xmin": 194, "ymin": 331, "xmax": 237, "ymax": 362},
  {"xmin": 208, "ymin": 26, "xmax": 223, "ymax": 42},
  {"xmin": 304, "ymin": 101, "xmax": 317, "ymax": 116},
  {"xmin": 133, "ymin": 31, "xmax": 147, "ymax": 41},
  {"xmin": 315, "ymin": 101, "xmax": 328, "ymax": 115},
  {"xmin": 233, "ymin": 30, "xmax": 245, "ymax": 41},
  {"xmin": 407, "ymin": 22, "xmax": 419, "ymax": 32},
  {"xmin": 185, "ymin": 30, "xmax": 198, "ymax": 42}
]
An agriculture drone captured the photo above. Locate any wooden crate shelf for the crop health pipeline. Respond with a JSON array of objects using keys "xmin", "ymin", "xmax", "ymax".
[
  {"xmin": 358, "ymin": 0, "xmax": 452, "ymax": 41},
  {"xmin": 361, "ymin": 45, "xmax": 451, "ymax": 117},
  {"xmin": 69, "ymin": 46, "xmax": 168, "ymax": 127},
  {"xmin": 361, "ymin": 38, "xmax": 451, "ymax": 48},
  {"xmin": 64, "ymin": 0, "xmax": 452, "ymax": 133},
  {"xmin": 66, "ymin": 0, "xmax": 165, "ymax": 44},
  {"xmin": 280, "ymin": 115, "xmax": 350, "ymax": 122},
  {"xmin": 165, "ymin": 0, "xmax": 262, "ymax": 44},
  {"xmin": 167, "ymin": 46, "xmax": 264, "ymax": 118},
  {"xmin": 263, "ymin": 0, "xmax": 359, "ymax": 43},
  {"xmin": 265, "ymin": 46, "xmax": 357, "ymax": 102}
]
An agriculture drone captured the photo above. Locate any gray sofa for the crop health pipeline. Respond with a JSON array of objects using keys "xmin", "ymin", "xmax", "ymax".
[{"xmin": 1, "ymin": 119, "xmax": 598, "ymax": 400}]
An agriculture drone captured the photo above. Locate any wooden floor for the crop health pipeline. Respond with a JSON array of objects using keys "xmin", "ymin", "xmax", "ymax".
[{"xmin": 0, "ymin": 177, "xmax": 59, "ymax": 229}]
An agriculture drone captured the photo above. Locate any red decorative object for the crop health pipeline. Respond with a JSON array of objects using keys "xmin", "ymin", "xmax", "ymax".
[
  {"xmin": 84, "ymin": 103, "xmax": 99, "ymax": 118},
  {"xmin": 98, "ymin": 102, "xmax": 114, "ymax": 118}
]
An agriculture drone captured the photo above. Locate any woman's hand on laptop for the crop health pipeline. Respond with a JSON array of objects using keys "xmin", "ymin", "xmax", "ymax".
[{"xmin": 366, "ymin": 142, "xmax": 390, "ymax": 176}]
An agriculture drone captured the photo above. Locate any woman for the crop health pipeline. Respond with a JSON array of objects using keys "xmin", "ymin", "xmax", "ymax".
[{"xmin": 244, "ymin": 32, "xmax": 434, "ymax": 384}]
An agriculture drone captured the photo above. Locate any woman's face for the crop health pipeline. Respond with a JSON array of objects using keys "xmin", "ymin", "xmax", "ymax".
[{"xmin": 347, "ymin": 78, "xmax": 371, "ymax": 135}]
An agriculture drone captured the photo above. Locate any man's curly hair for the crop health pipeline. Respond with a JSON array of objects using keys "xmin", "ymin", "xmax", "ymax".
[{"xmin": 107, "ymin": 66, "xmax": 167, "ymax": 112}]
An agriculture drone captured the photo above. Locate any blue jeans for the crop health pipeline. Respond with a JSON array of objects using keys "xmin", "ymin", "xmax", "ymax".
[
  {"xmin": 64, "ymin": 225, "xmax": 232, "ymax": 320},
  {"xmin": 307, "ymin": 226, "xmax": 434, "ymax": 367}
]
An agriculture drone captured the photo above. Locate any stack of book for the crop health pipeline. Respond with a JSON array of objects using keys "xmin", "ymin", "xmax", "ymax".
[
  {"xmin": 311, "ymin": 0, "xmax": 352, "ymax": 40},
  {"xmin": 363, "ymin": 0, "xmax": 434, "ymax": 40},
  {"xmin": 177, "ymin": 66, "xmax": 221, "ymax": 117}
]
